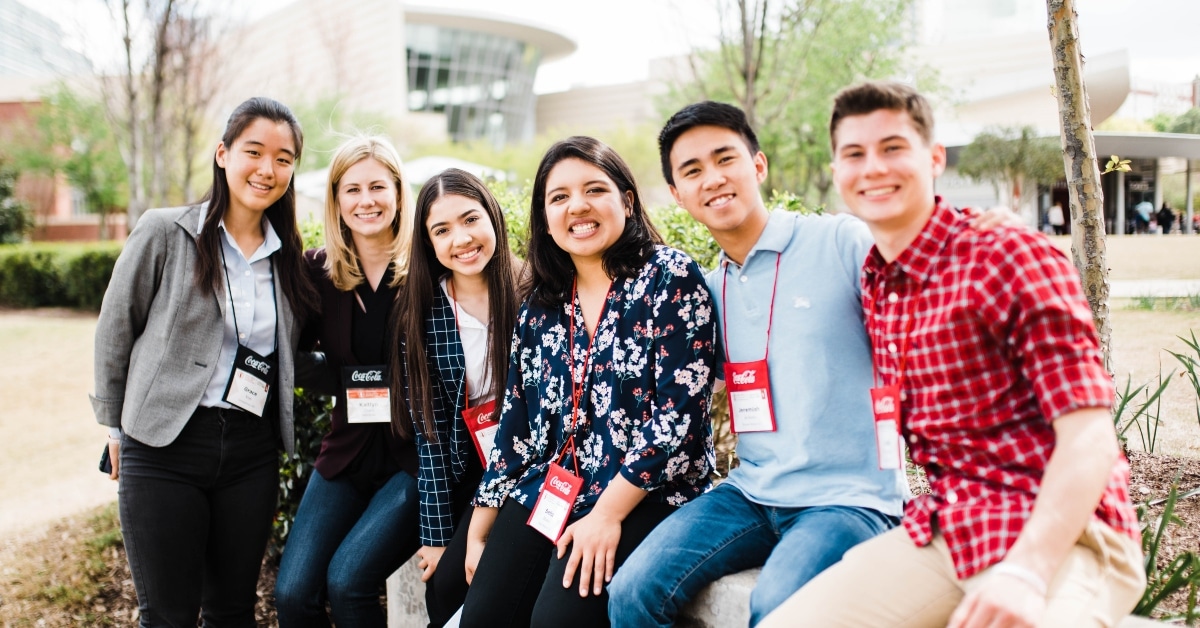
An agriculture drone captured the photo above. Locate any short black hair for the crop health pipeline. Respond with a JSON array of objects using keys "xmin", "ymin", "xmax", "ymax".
[{"xmin": 658, "ymin": 101, "xmax": 761, "ymax": 186}]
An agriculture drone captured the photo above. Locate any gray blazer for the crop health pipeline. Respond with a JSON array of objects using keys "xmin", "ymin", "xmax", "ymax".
[{"xmin": 90, "ymin": 204, "xmax": 302, "ymax": 455}]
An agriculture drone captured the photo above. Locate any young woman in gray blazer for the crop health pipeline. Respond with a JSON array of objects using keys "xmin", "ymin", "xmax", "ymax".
[{"xmin": 91, "ymin": 97, "xmax": 319, "ymax": 626}]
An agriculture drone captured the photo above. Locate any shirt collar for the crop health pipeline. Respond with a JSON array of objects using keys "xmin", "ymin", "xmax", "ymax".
[
  {"xmin": 213, "ymin": 214, "xmax": 282, "ymax": 264},
  {"xmin": 864, "ymin": 196, "xmax": 958, "ymax": 284},
  {"xmin": 717, "ymin": 210, "xmax": 794, "ymax": 268}
]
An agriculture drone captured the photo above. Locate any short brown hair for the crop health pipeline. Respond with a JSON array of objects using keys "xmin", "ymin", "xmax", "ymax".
[{"xmin": 830, "ymin": 81, "xmax": 935, "ymax": 149}]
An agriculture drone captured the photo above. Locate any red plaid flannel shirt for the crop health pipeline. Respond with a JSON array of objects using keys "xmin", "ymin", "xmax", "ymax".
[{"xmin": 862, "ymin": 200, "xmax": 1139, "ymax": 580}]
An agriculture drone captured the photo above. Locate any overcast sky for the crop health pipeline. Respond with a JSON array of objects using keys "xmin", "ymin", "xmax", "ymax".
[{"xmin": 19, "ymin": 0, "xmax": 1200, "ymax": 93}]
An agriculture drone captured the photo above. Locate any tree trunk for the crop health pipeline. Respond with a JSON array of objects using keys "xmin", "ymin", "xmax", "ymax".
[
  {"xmin": 116, "ymin": 0, "xmax": 146, "ymax": 230},
  {"xmin": 1046, "ymin": 0, "xmax": 1112, "ymax": 373}
]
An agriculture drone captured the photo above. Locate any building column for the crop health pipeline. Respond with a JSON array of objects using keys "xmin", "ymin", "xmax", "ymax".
[
  {"xmin": 1187, "ymin": 159, "xmax": 1195, "ymax": 235},
  {"xmin": 1115, "ymin": 170, "xmax": 1126, "ymax": 235},
  {"xmin": 1154, "ymin": 158, "xmax": 1164, "ymax": 211}
]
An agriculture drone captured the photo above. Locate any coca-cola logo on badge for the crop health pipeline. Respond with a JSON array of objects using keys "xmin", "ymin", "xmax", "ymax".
[
  {"xmin": 731, "ymin": 369, "xmax": 756, "ymax": 385},
  {"xmin": 477, "ymin": 411, "xmax": 495, "ymax": 424},
  {"xmin": 243, "ymin": 355, "xmax": 270, "ymax": 375},
  {"xmin": 351, "ymin": 369, "xmax": 383, "ymax": 383},
  {"xmin": 548, "ymin": 476, "xmax": 573, "ymax": 495},
  {"xmin": 874, "ymin": 396, "xmax": 895, "ymax": 415}
]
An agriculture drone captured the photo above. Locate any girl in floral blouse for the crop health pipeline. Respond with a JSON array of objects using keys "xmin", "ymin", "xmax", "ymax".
[{"xmin": 458, "ymin": 136, "xmax": 718, "ymax": 628}]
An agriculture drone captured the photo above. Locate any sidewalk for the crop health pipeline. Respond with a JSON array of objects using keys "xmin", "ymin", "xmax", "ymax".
[{"xmin": 1110, "ymin": 279, "xmax": 1200, "ymax": 298}]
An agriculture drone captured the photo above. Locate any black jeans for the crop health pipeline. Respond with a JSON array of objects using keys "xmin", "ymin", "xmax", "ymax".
[
  {"xmin": 119, "ymin": 407, "xmax": 279, "ymax": 628},
  {"xmin": 459, "ymin": 499, "xmax": 676, "ymax": 628},
  {"xmin": 424, "ymin": 453, "xmax": 485, "ymax": 628}
]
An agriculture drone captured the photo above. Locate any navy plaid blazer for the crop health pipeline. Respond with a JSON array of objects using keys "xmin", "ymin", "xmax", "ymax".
[{"xmin": 412, "ymin": 285, "xmax": 475, "ymax": 545}]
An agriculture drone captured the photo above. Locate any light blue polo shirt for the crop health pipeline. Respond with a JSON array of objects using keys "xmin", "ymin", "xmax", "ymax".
[{"xmin": 713, "ymin": 210, "xmax": 906, "ymax": 516}]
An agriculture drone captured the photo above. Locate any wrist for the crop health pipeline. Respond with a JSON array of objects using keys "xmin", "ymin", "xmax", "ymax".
[{"xmin": 989, "ymin": 560, "xmax": 1049, "ymax": 597}]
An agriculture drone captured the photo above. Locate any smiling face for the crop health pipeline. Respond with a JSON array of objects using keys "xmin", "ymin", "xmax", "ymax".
[
  {"xmin": 425, "ymin": 193, "xmax": 497, "ymax": 280},
  {"xmin": 214, "ymin": 117, "xmax": 297, "ymax": 216},
  {"xmin": 831, "ymin": 108, "xmax": 946, "ymax": 235},
  {"xmin": 543, "ymin": 157, "xmax": 631, "ymax": 268},
  {"xmin": 667, "ymin": 125, "xmax": 769, "ymax": 242},
  {"xmin": 336, "ymin": 157, "xmax": 399, "ymax": 244}
]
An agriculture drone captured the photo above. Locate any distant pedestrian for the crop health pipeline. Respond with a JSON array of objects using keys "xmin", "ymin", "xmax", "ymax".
[
  {"xmin": 1047, "ymin": 203, "xmax": 1065, "ymax": 235},
  {"xmin": 1158, "ymin": 203, "xmax": 1176, "ymax": 234},
  {"xmin": 1134, "ymin": 200, "xmax": 1154, "ymax": 234}
]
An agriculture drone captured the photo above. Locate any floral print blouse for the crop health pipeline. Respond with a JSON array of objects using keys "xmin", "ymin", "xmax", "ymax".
[{"xmin": 475, "ymin": 245, "xmax": 718, "ymax": 517}]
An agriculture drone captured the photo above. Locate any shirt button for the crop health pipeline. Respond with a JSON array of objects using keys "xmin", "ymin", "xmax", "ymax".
[
  {"xmin": 945, "ymin": 490, "xmax": 958, "ymax": 504},
  {"xmin": 239, "ymin": 333, "xmax": 246, "ymax": 340},
  {"xmin": 909, "ymin": 434, "xmax": 918, "ymax": 443},
  {"xmin": 887, "ymin": 342, "xmax": 898, "ymax": 353},
  {"xmin": 244, "ymin": 270, "xmax": 251, "ymax": 277},
  {"xmin": 740, "ymin": 275, "xmax": 748, "ymax": 283},
  {"xmin": 900, "ymin": 392, "xmax": 907, "ymax": 401},
  {"xmin": 888, "ymin": 292, "xmax": 899, "ymax": 303}
]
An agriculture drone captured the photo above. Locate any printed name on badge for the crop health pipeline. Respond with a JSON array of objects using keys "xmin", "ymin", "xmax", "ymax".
[
  {"xmin": 464, "ymin": 399, "xmax": 499, "ymax": 465},
  {"xmin": 223, "ymin": 344, "xmax": 275, "ymax": 417},
  {"xmin": 527, "ymin": 462, "xmax": 583, "ymax": 542},
  {"xmin": 870, "ymin": 385, "xmax": 903, "ymax": 469},
  {"xmin": 723, "ymin": 359, "xmax": 777, "ymax": 433},
  {"xmin": 343, "ymin": 366, "xmax": 391, "ymax": 423}
]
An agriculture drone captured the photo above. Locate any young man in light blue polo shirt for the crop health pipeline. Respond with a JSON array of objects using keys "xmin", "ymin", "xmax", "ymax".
[{"xmin": 606, "ymin": 101, "xmax": 907, "ymax": 626}]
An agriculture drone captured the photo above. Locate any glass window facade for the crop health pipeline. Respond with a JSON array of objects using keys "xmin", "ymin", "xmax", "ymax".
[
  {"xmin": 405, "ymin": 23, "xmax": 541, "ymax": 145},
  {"xmin": 0, "ymin": 0, "xmax": 90, "ymax": 78}
]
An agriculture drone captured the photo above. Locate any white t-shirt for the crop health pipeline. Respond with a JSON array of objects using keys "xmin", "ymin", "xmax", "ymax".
[{"xmin": 441, "ymin": 278, "xmax": 493, "ymax": 405}]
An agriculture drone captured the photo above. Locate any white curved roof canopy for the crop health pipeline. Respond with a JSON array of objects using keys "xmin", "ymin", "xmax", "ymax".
[{"xmin": 404, "ymin": 5, "xmax": 577, "ymax": 62}]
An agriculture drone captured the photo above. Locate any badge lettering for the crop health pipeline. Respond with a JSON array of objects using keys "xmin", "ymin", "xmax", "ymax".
[
  {"xmin": 243, "ymin": 354, "xmax": 271, "ymax": 375},
  {"xmin": 548, "ymin": 476, "xmax": 573, "ymax": 495},
  {"xmin": 873, "ymin": 395, "xmax": 895, "ymax": 415},
  {"xmin": 350, "ymin": 369, "xmax": 383, "ymax": 383},
  {"xmin": 731, "ymin": 369, "xmax": 756, "ymax": 385}
]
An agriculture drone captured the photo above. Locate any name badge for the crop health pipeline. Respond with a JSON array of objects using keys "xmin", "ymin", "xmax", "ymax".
[
  {"xmin": 343, "ymin": 366, "xmax": 391, "ymax": 424},
  {"xmin": 527, "ymin": 462, "xmax": 583, "ymax": 542},
  {"xmin": 223, "ymin": 345, "xmax": 275, "ymax": 417},
  {"xmin": 464, "ymin": 399, "xmax": 499, "ymax": 466},
  {"xmin": 723, "ymin": 359, "xmax": 777, "ymax": 433},
  {"xmin": 870, "ymin": 385, "xmax": 903, "ymax": 470}
]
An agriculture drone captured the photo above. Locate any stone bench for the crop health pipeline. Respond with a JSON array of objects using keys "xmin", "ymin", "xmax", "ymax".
[{"xmin": 387, "ymin": 562, "xmax": 1164, "ymax": 627}]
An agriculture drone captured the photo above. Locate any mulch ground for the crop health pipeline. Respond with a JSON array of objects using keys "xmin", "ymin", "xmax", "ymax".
[{"xmin": 2, "ymin": 451, "xmax": 1197, "ymax": 626}]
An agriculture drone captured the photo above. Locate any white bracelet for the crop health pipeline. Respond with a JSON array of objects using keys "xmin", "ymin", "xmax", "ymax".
[{"xmin": 989, "ymin": 561, "xmax": 1048, "ymax": 597}]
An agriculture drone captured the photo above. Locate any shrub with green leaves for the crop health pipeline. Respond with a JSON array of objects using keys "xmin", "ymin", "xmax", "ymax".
[{"xmin": 0, "ymin": 243, "xmax": 122, "ymax": 310}]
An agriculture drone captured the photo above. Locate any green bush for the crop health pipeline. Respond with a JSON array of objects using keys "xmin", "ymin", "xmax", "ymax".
[{"xmin": 0, "ymin": 243, "xmax": 121, "ymax": 310}]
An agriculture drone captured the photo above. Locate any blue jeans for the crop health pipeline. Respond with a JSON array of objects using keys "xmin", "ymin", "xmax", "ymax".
[
  {"xmin": 274, "ymin": 469, "xmax": 420, "ymax": 628},
  {"xmin": 607, "ymin": 482, "xmax": 898, "ymax": 627}
]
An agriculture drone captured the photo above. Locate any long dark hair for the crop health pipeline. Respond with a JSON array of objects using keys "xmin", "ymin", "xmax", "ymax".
[
  {"xmin": 390, "ymin": 168, "xmax": 520, "ymax": 441},
  {"xmin": 528, "ymin": 136, "xmax": 662, "ymax": 307},
  {"xmin": 194, "ymin": 97, "xmax": 320, "ymax": 324}
]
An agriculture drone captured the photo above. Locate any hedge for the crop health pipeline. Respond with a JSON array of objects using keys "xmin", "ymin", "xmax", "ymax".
[{"xmin": 0, "ymin": 242, "xmax": 122, "ymax": 310}]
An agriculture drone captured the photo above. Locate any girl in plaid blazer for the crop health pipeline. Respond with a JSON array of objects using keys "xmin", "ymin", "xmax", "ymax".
[{"xmin": 391, "ymin": 168, "xmax": 523, "ymax": 627}]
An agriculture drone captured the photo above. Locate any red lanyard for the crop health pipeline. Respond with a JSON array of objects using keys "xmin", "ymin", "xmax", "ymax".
[
  {"xmin": 556, "ymin": 277, "xmax": 612, "ymax": 474},
  {"xmin": 720, "ymin": 253, "xmax": 782, "ymax": 363}
]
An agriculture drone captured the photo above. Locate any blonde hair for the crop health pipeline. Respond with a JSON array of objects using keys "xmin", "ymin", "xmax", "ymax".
[{"xmin": 322, "ymin": 135, "xmax": 415, "ymax": 291}]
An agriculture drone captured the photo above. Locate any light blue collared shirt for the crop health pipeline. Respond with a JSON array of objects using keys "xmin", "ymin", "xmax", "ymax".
[
  {"xmin": 199, "ymin": 209, "xmax": 282, "ymax": 408},
  {"xmin": 714, "ymin": 210, "xmax": 907, "ymax": 516}
]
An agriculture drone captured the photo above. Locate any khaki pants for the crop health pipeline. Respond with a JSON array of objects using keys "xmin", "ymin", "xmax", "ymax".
[{"xmin": 760, "ymin": 521, "xmax": 1145, "ymax": 628}]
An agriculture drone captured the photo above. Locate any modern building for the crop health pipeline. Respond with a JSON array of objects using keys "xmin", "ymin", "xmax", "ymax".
[
  {"xmin": 217, "ymin": 0, "xmax": 575, "ymax": 148},
  {"xmin": 0, "ymin": 0, "xmax": 90, "ymax": 79},
  {"xmin": 0, "ymin": 0, "xmax": 103, "ymax": 240}
]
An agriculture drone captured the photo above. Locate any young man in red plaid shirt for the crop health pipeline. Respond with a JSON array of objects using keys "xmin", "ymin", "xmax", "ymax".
[{"xmin": 762, "ymin": 81, "xmax": 1145, "ymax": 627}]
